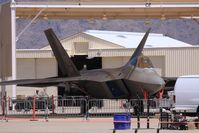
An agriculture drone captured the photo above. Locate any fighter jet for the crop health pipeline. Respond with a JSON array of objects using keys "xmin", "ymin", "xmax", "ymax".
[{"xmin": 0, "ymin": 28, "xmax": 165, "ymax": 99}]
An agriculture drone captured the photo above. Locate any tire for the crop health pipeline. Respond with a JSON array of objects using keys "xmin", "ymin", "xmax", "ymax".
[
  {"xmin": 197, "ymin": 106, "xmax": 199, "ymax": 116},
  {"xmin": 15, "ymin": 103, "xmax": 22, "ymax": 112},
  {"xmin": 133, "ymin": 100, "xmax": 144, "ymax": 115}
]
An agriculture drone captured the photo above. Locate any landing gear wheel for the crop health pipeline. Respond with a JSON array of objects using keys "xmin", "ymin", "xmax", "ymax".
[{"xmin": 197, "ymin": 106, "xmax": 199, "ymax": 116}]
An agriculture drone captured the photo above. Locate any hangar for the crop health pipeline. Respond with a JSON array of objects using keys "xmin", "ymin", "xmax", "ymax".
[
  {"xmin": 4, "ymin": 30, "xmax": 199, "ymax": 98},
  {"xmin": 1, "ymin": 0, "xmax": 199, "ymax": 98}
]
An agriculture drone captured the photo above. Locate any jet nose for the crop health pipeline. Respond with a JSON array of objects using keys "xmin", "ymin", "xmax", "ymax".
[
  {"xmin": 149, "ymin": 71, "xmax": 165, "ymax": 91},
  {"xmin": 149, "ymin": 75, "xmax": 165, "ymax": 95},
  {"xmin": 158, "ymin": 77, "xmax": 165, "ymax": 86},
  {"xmin": 154, "ymin": 75, "xmax": 165, "ymax": 88},
  {"xmin": 142, "ymin": 68, "xmax": 165, "ymax": 96},
  {"xmin": 147, "ymin": 68, "xmax": 165, "ymax": 86}
]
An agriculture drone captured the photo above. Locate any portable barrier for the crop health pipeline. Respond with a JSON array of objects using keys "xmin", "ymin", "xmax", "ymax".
[
  {"xmin": 0, "ymin": 97, "xmax": 7, "ymax": 117},
  {"xmin": 88, "ymin": 99, "xmax": 133, "ymax": 117},
  {"xmin": 0, "ymin": 98, "xmax": 2, "ymax": 115},
  {"xmin": 0, "ymin": 96, "xmax": 175, "ymax": 119},
  {"xmin": 6, "ymin": 97, "xmax": 50, "ymax": 116},
  {"xmin": 45, "ymin": 96, "xmax": 89, "ymax": 118},
  {"xmin": 1, "ymin": 96, "xmax": 199, "ymax": 132},
  {"xmin": 53, "ymin": 97, "xmax": 87, "ymax": 117}
]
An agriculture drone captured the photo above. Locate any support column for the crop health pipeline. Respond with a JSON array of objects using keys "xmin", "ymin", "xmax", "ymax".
[
  {"xmin": 11, "ymin": 1, "xmax": 16, "ymax": 98},
  {"xmin": 1, "ymin": 77, "xmax": 6, "ymax": 117}
]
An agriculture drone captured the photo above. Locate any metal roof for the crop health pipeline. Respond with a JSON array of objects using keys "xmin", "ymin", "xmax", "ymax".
[
  {"xmin": 85, "ymin": 30, "xmax": 192, "ymax": 48},
  {"xmin": 11, "ymin": 0, "xmax": 199, "ymax": 19}
]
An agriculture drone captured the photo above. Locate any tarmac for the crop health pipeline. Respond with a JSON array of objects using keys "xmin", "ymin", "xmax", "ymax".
[{"xmin": 0, "ymin": 118, "xmax": 199, "ymax": 133}]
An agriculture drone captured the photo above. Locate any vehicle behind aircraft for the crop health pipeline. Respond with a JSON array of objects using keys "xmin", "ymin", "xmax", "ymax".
[{"xmin": 174, "ymin": 75, "xmax": 199, "ymax": 116}]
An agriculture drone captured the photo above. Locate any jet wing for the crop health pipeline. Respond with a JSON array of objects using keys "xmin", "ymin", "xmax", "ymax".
[{"xmin": 0, "ymin": 76, "xmax": 82, "ymax": 87}]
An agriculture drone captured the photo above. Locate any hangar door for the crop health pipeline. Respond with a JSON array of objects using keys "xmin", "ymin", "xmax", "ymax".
[
  {"xmin": 17, "ymin": 58, "xmax": 57, "ymax": 79},
  {"xmin": 16, "ymin": 58, "xmax": 57, "ymax": 97}
]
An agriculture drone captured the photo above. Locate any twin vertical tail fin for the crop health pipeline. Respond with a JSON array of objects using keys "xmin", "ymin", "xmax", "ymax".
[
  {"xmin": 44, "ymin": 29, "xmax": 80, "ymax": 77},
  {"xmin": 44, "ymin": 28, "xmax": 150, "ymax": 77},
  {"xmin": 125, "ymin": 28, "xmax": 151, "ymax": 67}
]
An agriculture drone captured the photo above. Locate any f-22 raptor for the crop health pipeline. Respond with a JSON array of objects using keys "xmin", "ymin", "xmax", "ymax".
[{"xmin": 0, "ymin": 28, "xmax": 165, "ymax": 99}]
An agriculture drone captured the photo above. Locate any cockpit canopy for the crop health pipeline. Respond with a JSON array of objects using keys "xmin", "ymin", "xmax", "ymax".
[{"xmin": 137, "ymin": 55, "xmax": 154, "ymax": 68}]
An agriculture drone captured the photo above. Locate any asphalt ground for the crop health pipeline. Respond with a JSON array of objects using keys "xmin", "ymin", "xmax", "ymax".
[{"xmin": 0, "ymin": 118, "xmax": 199, "ymax": 133}]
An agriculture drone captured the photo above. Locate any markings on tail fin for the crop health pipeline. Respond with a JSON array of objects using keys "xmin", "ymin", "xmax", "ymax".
[
  {"xmin": 126, "ymin": 28, "xmax": 151, "ymax": 66},
  {"xmin": 44, "ymin": 29, "xmax": 80, "ymax": 77},
  {"xmin": 130, "ymin": 57, "xmax": 138, "ymax": 65},
  {"xmin": 123, "ymin": 28, "xmax": 151, "ymax": 79}
]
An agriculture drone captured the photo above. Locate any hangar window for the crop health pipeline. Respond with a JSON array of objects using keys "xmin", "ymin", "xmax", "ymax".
[{"xmin": 74, "ymin": 42, "xmax": 89, "ymax": 55}]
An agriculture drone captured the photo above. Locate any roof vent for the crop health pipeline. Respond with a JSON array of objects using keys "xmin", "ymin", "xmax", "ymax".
[
  {"xmin": 146, "ymin": 45, "xmax": 153, "ymax": 47},
  {"xmin": 117, "ymin": 35, "xmax": 126, "ymax": 38}
]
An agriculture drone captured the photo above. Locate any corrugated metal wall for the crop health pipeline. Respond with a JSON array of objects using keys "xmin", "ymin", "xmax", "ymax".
[
  {"xmin": 145, "ymin": 47, "xmax": 199, "ymax": 77},
  {"xmin": 89, "ymin": 47, "xmax": 199, "ymax": 77},
  {"xmin": 16, "ymin": 47, "xmax": 199, "ymax": 77}
]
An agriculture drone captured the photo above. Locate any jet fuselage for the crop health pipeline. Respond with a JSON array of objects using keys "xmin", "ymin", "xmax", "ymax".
[{"xmin": 74, "ymin": 66, "xmax": 165, "ymax": 99}]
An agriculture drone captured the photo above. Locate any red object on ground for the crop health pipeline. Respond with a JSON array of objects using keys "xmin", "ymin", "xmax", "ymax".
[
  {"xmin": 143, "ymin": 90, "xmax": 148, "ymax": 99},
  {"xmin": 158, "ymin": 89, "xmax": 164, "ymax": 99},
  {"xmin": 30, "ymin": 96, "xmax": 37, "ymax": 121}
]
